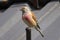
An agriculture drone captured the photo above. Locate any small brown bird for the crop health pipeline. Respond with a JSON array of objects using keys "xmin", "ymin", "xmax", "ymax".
[{"xmin": 21, "ymin": 6, "xmax": 44, "ymax": 37}]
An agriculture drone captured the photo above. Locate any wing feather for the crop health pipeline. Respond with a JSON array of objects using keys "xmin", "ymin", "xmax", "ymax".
[
  {"xmin": 31, "ymin": 12, "xmax": 37, "ymax": 22},
  {"xmin": 31, "ymin": 12, "xmax": 40, "ymax": 29}
]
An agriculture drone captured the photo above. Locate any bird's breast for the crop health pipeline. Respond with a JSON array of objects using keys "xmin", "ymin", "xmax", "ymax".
[
  {"xmin": 22, "ymin": 14, "xmax": 36, "ymax": 27},
  {"xmin": 23, "ymin": 14, "xmax": 32, "ymax": 23}
]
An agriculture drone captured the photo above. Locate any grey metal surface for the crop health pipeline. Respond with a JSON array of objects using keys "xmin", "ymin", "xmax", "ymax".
[
  {"xmin": 0, "ymin": 2, "xmax": 60, "ymax": 40},
  {"xmin": 35, "ymin": 3, "xmax": 60, "ymax": 40}
]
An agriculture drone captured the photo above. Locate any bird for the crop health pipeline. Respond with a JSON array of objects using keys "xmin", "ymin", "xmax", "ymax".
[{"xmin": 21, "ymin": 6, "xmax": 44, "ymax": 37}]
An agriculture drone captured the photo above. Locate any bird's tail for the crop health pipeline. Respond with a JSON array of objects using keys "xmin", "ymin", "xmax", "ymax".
[
  {"xmin": 35, "ymin": 27, "xmax": 44, "ymax": 37},
  {"xmin": 37, "ymin": 23, "xmax": 41, "ymax": 29}
]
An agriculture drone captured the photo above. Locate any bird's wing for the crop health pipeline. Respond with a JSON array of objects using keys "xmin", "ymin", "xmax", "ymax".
[
  {"xmin": 31, "ymin": 12, "xmax": 37, "ymax": 22},
  {"xmin": 31, "ymin": 12, "xmax": 41, "ymax": 29}
]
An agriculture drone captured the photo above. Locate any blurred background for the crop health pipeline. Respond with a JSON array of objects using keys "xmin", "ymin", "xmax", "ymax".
[
  {"xmin": 0, "ymin": 0, "xmax": 52, "ymax": 11},
  {"xmin": 0, "ymin": 0, "xmax": 60, "ymax": 40},
  {"xmin": 0, "ymin": 0, "xmax": 60, "ymax": 11}
]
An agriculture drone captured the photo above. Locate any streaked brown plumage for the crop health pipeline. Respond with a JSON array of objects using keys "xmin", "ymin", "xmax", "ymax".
[{"xmin": 21, "ymin": 6, "xmax": 44, "ymax": 37}]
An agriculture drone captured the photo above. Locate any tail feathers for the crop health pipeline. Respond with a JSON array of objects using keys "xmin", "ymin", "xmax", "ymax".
[
  {"xmin": 38, "ymin": 30, "xmax": 44, "ymax": 37},
  {"xmin": 35, "ymin": 27, "xmax": 44, "ymax": 37},
  {"xmin": 37, "ymin": 23, "xmax": 41, "ymax": 29}
]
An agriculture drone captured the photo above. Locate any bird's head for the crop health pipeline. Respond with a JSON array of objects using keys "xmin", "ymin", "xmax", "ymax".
[{"xmin": 20, "ymin": 6, "xmax": 31, "ymax": 13}]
